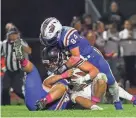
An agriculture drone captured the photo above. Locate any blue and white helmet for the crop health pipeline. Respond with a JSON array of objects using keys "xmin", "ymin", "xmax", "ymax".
[{"xmin": 40, "ymin": 17, "xmax": 62, "ymax": 46}]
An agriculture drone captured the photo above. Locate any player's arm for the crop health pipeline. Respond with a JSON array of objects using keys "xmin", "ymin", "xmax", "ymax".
[
  {"xmin": 66, "ymin": 47, "xmax": 99, "ymax": 80},
  {"xmin": 65, "ymin": 47, "xmax": 81, "ymax": 68},
  {"xmin": 55, "ymin": 31, "xmax": 84, "ymax": 74},
  {"xmin": 43, "ymin": 75, "xmax": 62, "ymax": 88},
  {"xmin": 60, "ymin": 30, "xmax": 99, "ymax": 80},
  {"xmin": 78, "ymin": 61, "xmax": 99, "ymax": 81},
  {"xmin": 71, "ymin": 61, "xmax": 99, "ymax": 84},
  {"xmin": 43, "ymin": 69, "xmax": 73, "ymax": 88}
]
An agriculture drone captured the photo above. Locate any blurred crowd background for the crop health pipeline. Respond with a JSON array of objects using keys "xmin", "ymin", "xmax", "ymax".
[{"xmin": 1, "ymin": 0, "xmax": 136, "ymax": 105}]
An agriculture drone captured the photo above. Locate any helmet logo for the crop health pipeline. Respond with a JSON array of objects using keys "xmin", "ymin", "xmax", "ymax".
[{"xmin": 49, "ymin": 24, "xmax": 55, "ymax": 33}]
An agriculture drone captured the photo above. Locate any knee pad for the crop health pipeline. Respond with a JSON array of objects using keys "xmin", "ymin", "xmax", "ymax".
[
  {"xmin": 109, "ymin": 81, "xmax": 119, "ymax": 92},
  {"xmin": 94, "ymin": 73, "xmax": 108, "ymax": 83}
]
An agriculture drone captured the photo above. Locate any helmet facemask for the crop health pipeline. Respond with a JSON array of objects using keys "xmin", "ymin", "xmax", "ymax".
[
  {"xmin": 42, "ymin": 46, "xmax": 65, "ymax": 73},
  {"xmin": 40, "ymin": 31, "xmax": 61, "ymax": 46}
]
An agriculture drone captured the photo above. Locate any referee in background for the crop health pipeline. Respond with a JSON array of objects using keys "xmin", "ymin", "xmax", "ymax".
[{"xmin": 2, "ymin": 23, "xmax": 32, "ymax": 105}]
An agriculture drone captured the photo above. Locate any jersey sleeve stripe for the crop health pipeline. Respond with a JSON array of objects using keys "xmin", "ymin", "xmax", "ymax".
[
  {"xmin": 65, "ymin": 29, "xmax": 77, "ymax": 46},
  {"xmin": 55, "ymin": 91, "xmax": 67, "ymax": 110},
  {"xmin": 63, "ymin": 28, "xmax": 76, "ymax": 46}
]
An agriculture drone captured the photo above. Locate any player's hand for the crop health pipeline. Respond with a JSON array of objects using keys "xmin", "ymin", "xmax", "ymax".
[
  {"xmin": 67, "ymin": 69, "xmax": 74, "ymax": 78},
  {"xmin": 71, "ymin": 76, "xmax": 85, "ymax": 84},
  {"xmin": 71, "ymin": 74, "xmax": 90, "ymax": 85}
]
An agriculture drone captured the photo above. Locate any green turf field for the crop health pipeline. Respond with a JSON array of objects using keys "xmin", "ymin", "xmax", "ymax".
[{"xmin": 1, "ymin": 104, "xmax": 136, "ymax": 117}]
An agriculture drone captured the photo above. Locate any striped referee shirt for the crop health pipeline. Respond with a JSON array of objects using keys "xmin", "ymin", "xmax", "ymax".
[{"xmin": 2, "ymin": 39, "xmax": 29, "ymax": 71}]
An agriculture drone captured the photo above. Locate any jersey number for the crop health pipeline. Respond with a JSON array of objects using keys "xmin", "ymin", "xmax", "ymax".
[{"xmin": 70, "ymin": 34, "xmax": 78, "ymax": 44}]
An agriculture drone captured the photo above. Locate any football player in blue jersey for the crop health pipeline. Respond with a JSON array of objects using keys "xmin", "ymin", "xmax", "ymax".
[
  {"xmin": 13, "ymin": 43, "xmax": 74, "ymax": 111},
  {"xmin": 39, "ymin": 17, "xmax": 136, "ymax": 110}
]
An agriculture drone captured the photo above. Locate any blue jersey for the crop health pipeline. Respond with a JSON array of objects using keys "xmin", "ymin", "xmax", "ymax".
[
  {"xmin": 58, "ymin": 26, "xmax": 116, "ymax": 85},
  {"xmin": 25, "ymin": 65, "xmax": 71, "ymax": 111},
  {"xmin": 58, "ymin": 26, "xmax": 94, "ymax": 57}
]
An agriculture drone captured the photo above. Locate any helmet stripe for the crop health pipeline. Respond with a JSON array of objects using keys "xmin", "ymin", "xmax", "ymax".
[{"xmin": 64, "ymin": 28, "xmax": 77, "ymax": 46}]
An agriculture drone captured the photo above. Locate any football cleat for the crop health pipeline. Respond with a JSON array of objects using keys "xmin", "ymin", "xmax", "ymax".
[
  {"xmin": 14, "ymin": 39, "xmax": 24, "ymax": 61},
  {"xmin": 114, "ymin": 101, "xmax": 123, "ymax": 110},
  {"xmin": 91, "ymin": 105, "xmax": 103, "ymax": 110},
  {"xmin": 35, "ymin": 99, "xmax": 47, "ymax": 110}
]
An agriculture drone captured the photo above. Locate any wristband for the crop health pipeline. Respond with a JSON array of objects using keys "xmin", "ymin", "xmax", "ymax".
[
  {"xmin": 20, "ymin": 58, "xmax": 28, "ymax": 67},
  {"xmin": 61, "ymin": 71, "xmax": 69, "ymax": 79}
]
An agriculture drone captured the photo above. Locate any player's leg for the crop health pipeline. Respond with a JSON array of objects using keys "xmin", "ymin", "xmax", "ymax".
[
  {"xmin": 88, "ymin": 49, "xmax": 122, "ymax": 109},
  {"xmin": 13, "ymin": 41, "xmax": 48, "ymax": 110},
  {"xmin": 119, "ymin": 86, "xmax": 136, "ymax": 105},
  {"xmin": 74, "ymin": 96, "xmax": 103, "ymax": 110},
  {"xmin": 19, "ymin": 60, "xmax": 47, "ymax": 111},
  {"xmin": 98, "ymin": 57, "xmax": 123, "ymax": 109},
  {"xmin": 92, "ymin": 73, "xmax": 107, "ymax": 104},
  {"xmin": 74, "ymin": 96, "xmax": 94, "ymax": 109},
  {"xmin": 25, "ymin": 64, "xmax": 48, "ymax": 111},
  {"xmin": 45, "ymin": 83, "xmax": 67, "ymax": 103},
  {"xmin": 47, "ymin": 92, "xmax": 71, "ymax": 110},
  {"xmin": 71, "ymin": 84, "xmax": 103, "ymax": 110},
  {"xmin": 36, "ymin": 79, "xmax": 68, "ymax": 110}
]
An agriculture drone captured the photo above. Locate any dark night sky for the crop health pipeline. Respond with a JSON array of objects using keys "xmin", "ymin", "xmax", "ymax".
[
  {"xmin": 2, "ymin": 0, "xmax": 136, "ymax": 39},
  {"xmin": 1, "ymin": 0, "xmax": 85, "ymax": 39}
]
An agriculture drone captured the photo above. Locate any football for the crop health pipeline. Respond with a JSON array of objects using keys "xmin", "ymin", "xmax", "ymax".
[{"xmin": 71, "ymin": 69, "xmax": 86, "ymax": 79}]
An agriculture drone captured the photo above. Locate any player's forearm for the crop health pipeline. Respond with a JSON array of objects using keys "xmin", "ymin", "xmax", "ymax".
[
  {"xmin": 78, "ymin": 61, "xmax": 99, "ymax": 81},
  {"xmin": 43, "ymin": 69, "xmax": 72, "ymax": 87},
  {"xmin": 43, "ymin": 75, "xmax": 62, "ymax": 87},
  {"xmin": 88, "ymin": 68, "xmax": 99, "ymax": 80}
]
